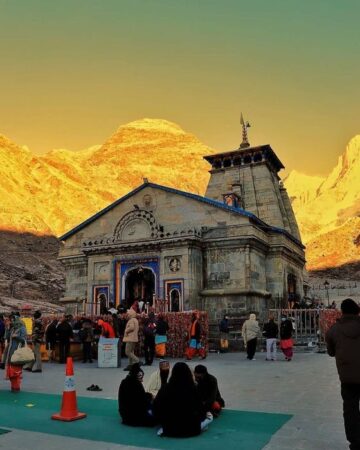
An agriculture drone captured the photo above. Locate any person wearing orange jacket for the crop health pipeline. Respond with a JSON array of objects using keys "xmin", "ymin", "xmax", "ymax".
[
  {"xmin": 185, "ymin": 311, "xmax": 206, "ymax": 360},
  {"xmin": 97, "ymin": 319, "xmax": 116, "ymax": 339}
]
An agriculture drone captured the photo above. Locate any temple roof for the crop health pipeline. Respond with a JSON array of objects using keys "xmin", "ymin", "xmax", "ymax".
[
  {"xmin": 59, "ymin": 181, "xmax": 302, "ymax": 247},
  {"xmin": 204, "ymin": 144, "xmax": 285, "ymax": 172}
]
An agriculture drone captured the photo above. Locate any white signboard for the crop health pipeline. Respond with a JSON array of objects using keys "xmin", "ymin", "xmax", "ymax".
[{"xmin": 98, "ymin": 338, "xmax": 119, "ymax": 368}]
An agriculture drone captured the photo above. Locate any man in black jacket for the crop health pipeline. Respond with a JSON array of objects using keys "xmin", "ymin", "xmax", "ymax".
[
  {"xmin": 56, "ymin": 316, "xmax": 74, "ymax": 364},
  {"xmin": 194, "ymin": 365, "xmax": 225, "ymax": 417},
  {"xmin": 326, "ymin": 298, "xmax": 360, "ymax": 450},
  {"xmin": 263, "ymin": 316, "xmax": 279, "ymax": 361}
]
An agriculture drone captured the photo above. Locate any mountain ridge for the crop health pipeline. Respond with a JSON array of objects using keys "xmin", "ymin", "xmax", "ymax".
[{"xmin": 0, "ymin": 119, "xmax": 359, "ymax": 273}]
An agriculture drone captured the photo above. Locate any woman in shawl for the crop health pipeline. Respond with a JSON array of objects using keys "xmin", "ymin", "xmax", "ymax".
[
  {"xmin": 153, "ymin": 362, "xmax": 212, "ymax": 437},
  {"xmin": 4, "ymin": 313, "xmax": 27, "ymax": 392},
  {"xmin": 241, "ymin": 313, "xmax": 260, "ymax": 360}
]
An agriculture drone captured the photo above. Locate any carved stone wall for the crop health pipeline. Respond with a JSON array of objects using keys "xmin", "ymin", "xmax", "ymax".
[{"xmin": 63, "ymin": 257, "xmax": 88, "ymax": 300}]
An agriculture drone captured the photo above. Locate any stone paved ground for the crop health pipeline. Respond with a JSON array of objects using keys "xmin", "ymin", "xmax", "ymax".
[{"xmin": 0, "ymin": 351, "xmax": 348, "ymax": 450}]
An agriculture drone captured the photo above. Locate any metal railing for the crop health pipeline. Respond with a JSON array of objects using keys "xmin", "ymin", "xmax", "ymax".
[{"xmin": 268, "ymin": 309, "xmax": 320, "ymax": 346}]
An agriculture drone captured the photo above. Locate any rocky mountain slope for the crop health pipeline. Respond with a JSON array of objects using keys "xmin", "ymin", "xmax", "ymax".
[
  {"xmin": 0, "ymin": 119, "xmax": 213, "ymax": 237},
  {"xmin": 284, "ymin": 135, "xmax": 360, "ymax": 270},
  {"xmin": 0, "ymin": 231, "xmax": 64, "ymax": 313}
]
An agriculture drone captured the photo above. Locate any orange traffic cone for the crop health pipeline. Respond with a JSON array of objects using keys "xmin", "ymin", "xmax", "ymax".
[{"xmin": 52, "ymin": 357, "xmax": 86, "ymax": 421}]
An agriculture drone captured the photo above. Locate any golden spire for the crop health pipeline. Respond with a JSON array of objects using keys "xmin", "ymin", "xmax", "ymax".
[{"xmin": 240, "ymin": 113, "xmax": 251, "ymax": 148}]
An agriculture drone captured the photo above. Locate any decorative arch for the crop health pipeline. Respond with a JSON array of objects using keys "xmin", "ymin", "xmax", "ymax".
[{"xmin": 114, "ymin": 209, "xmax": 159, "ymax": 241}]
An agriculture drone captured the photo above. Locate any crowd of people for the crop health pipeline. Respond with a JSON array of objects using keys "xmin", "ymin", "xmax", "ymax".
[
  {"xmin": 0, "ymin": 302, "xmax": 209, "ymax": 391},
  {"xmin": 2, "ymin": 297, "xmax": 360, "ymax": 447},
  {"xmin": 118, "ymin": 360, "xmax": 224, "ymax": 437},
  {"xmin": 240, "ymin": 313, "xmax": 295, "ymax": 361}
]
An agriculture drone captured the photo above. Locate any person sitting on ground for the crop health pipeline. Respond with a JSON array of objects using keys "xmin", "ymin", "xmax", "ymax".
[
  {"xmin": 97, "ymin": 319, "xmax": 115, "ymax": 339},
  {"xmin": 118, "ymin": 363, "xmax": 155, "ymax": 427},
  {"xmin": 146, "ymin": 359, "xmax": 171, "ymax": 398},
  {"xmin": 194, "ymin": 364, "xmax": 225, "ymax": 417},
  {"xmin": 153, "ymin": 362, "xmax": 212, "ymax": 437}
]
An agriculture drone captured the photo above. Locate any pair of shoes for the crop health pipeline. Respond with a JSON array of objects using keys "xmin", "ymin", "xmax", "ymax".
[{"xmin": 86, "ymin": 384, "xmax": 102, "ymax": 391}]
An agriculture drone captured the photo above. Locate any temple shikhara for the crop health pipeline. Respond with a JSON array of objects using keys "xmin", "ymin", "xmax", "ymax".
[{"xmin": 59, "ymin": 125, "xmax": 305, "ymax": 318}]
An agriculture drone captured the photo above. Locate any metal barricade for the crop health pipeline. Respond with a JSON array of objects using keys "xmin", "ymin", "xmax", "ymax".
[{"xmin": 268, "ymin": 309, "xmax": 320, "ymax": 346}]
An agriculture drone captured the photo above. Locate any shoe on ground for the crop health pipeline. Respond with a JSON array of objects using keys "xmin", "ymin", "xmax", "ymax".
[
  {"xmin": 251, "ymin": 358, "xmax": 256, "ymax": 361},
  {"xmin": 32, "ymin": 370, "xmax": 42, "ymax": 373}
]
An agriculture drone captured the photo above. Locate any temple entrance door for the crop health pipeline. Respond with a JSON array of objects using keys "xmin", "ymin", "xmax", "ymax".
[
  {"xmin": 125, "ymin": 267, "xmax": 155, "ymax": 308},
  {"xmin": 170, "ymin": 289, "xmax": 180, "ymax": 312}
]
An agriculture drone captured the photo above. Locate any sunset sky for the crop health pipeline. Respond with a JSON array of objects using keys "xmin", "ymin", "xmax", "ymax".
[{"xmin": 0, "ymin": 0, "xmax": 359, "ymax": 175}]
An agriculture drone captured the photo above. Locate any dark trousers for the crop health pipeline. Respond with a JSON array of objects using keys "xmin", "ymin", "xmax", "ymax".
[
  {"xmin": 59, "ymin": 340, "xmax": 70, "ymax": 363},
  {"xmin": 246, "ymin": 338, "xmax": 257, "ymax": 360},
  {"xmin": 341, "ymin": 383, "xmax": 360, "ymax": 450},
  {"xmin": 82, "ymin": 342, "xmax": 92, "ymax": 362},
  {"xmin": 144, "ymin": 335, "xmax": 155, "ymax": 365}
]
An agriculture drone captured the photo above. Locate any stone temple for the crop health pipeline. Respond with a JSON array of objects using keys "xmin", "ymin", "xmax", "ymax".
[{"xmin": 59, "ymin": 136, "xmax": 305, "ymax": 319}]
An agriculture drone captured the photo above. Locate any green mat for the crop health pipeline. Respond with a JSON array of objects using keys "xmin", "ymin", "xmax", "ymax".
[
  {"xmin": 0, "ymin": 428, "xmax": 11, "ymax": 435},
  {"xmin": 0, "ymin": 391, "xmax": 291, "ymax": 449}
]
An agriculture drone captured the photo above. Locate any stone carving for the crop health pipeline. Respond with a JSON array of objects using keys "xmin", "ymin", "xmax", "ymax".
[
  {"xmin": 94, "ymin": 262, "xmax": 109, "ymax": 275},
  {"xmin": 143, "ymin": 194, "xmax": 153, "ymax": 209},
  {"xmin": 114, "ymin": 209, "xmax": 159, "ymax": 241},
  {"xmin": 169, "ymin": 257, "xmax": 181, "ymax": 272},
  {"xmin": 208, "ymin": 271, "xmax": 231, "ymax": 288},
  {"xmin": 122, "ymin": 219, "xmax": 151, "ymax": 241}
]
